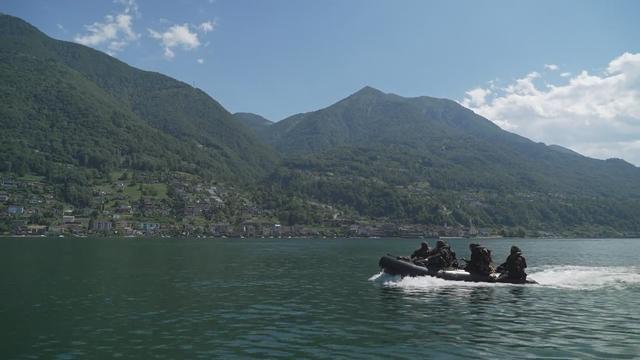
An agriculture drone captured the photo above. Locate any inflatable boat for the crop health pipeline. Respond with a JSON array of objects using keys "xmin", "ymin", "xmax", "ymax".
[{"xmin": 378, "ymin": 255, "xmax": 537, "ymax": 284}]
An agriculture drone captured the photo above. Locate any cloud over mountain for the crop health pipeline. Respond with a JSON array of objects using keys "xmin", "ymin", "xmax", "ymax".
[
  {"xmin": 148, "ymin": 23, "xmax": 200, "ymax": 59},
  {"xmin": 73, "ymin": 0, "xmax": 139, "ymax": 55},
  {"xmin": 461, "ymin": 52, "xmax": 640, "ymax": 165},
  {"xmin": 147, "ymin": 19, "xmax": 215, "ymax": 59}
]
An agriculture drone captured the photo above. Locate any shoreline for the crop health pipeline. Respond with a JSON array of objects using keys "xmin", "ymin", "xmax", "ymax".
[{"xmin": 1, "ymin": 234, "xmax": 639, "ymax": 240}]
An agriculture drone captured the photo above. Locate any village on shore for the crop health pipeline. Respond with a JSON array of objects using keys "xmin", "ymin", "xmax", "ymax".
[{"xmin": 1, "ymin": 174, "xmax": 634, "ymax": 239}]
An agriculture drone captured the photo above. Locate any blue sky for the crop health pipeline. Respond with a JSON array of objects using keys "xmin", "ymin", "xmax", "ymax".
[{"xmin": 2, "ymin": 0, "xmax": 640, "ymax": 163}]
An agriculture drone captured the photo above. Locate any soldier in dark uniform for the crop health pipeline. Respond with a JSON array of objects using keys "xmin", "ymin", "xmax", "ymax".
[
  {"xmin": 421, "ymin": 240, "xmax": 457, "ymax": 270},
  {"xmin": 464, "ymin": 243, "xmax": 495, "ymax": 276},
  {"xmin": 411, "ymin": 241, "xmax": 432, "ymax": 260},
  {"xmin": 497, "ymin": 246, "xmax": 528, "ymax": 282}
]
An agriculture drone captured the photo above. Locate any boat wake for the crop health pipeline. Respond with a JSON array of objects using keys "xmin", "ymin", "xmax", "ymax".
[
  {"xmin": 528, "ymin": 265, "xmax": 640, "ymax": 290},
  {"xmin": 369, "ymin": 265, "xmax": 640, "ymax": 290},
  {"xmin": 369, "ymin": 271, "xmax": 501, "ymax": 289}
]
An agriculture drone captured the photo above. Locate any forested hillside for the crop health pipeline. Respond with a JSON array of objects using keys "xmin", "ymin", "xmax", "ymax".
[
  {"xmin": 0, "ymin": 13, "xmax": 276, "ymax": 182},
  {"xmin": 252, "ymin": 87, "xmax": 640, "ymax": 234}
]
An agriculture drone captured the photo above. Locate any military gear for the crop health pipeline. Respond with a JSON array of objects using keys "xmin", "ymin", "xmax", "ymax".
[
  {"xmin": 498, "ymin": 247, "xmax": 528, "ymax": 281},
  {"xmin": 422, "ymin": 241, "xmax": 457, "ymax": 271},
  {"xmin": 411, "ymin": 242, "xmax": 431, "ymax": 260},
  {"xmin": 464, "ymin": 244, "xmax": 495, "ymax": 276}
]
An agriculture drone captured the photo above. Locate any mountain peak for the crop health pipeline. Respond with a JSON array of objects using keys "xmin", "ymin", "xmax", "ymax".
[
  {"xmin": 353, "ymin": 85, "xmax": 385, "ymax": 96},
  {"xmin": 234, "ymin": 112, "xmax": 273, "ymax": 128},
  {"xmin": 605, "ymin": 157, "xmax": 636, "ymax": 168},
  {"xmin": 0, "ymin": 13, "xmax": 42, "ymax": 37}
]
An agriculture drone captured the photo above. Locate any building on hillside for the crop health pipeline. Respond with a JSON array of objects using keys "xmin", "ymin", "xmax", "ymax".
[
  {"xmin": 116, "ymin": 205, "xmax": 132, "ymax": 214},
  {"xmin": 26, "ymin": 225, "xmax": 48, "ymax": 235},
  {"xmin": 210, "ymin": 223, "xmax": 231, "ymax": 236},
  {"xmin": 0, "ymin": 193, "xmax": 9, "ymax": 202},
  {"xmin": 115, "ymin": 221, "xmax": 134, "ymax": 235},
  {"xmin": 7, "ymin": 205, "xmax": 24, "ymax": 215},
  {"xmin": 137, "ymin": 199, "xmax": 171, "ymax": 217},
  {"xmin": 91, "ymin": 221, "xmax": 113, "ymax": 231},
  {"xmin": 141, "ymin": 223, "xmax": 160, "ymax": 234},
  {"xmin": 62, "ymin": 215, "xmax": 76, "ymax": 224},
  {"xmin": 47, "ymin": 225, "xmax": 64, "ymax": 234},
  {"xmin": 184, "ymin": 204, "xmax": 210, "ymax": 217},
  {"xmin": 1, "ymin": 179, "xmax": 17, "ymax": 189}
]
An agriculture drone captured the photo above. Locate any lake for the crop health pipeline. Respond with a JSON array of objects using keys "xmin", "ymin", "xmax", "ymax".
[{"xmin": 1, "ymin": 237, "xmax": 639, "ymax": 359}]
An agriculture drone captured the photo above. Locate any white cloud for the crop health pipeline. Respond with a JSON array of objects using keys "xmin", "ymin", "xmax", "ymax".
[
  {"xmin": 544, "ymin": 64, "xmax": 559, "ymax": 71},
  {"xmin": 560, "ymin": 72, "xmax": 571, "ymax": 77},
  {"xmin": 74, "ymin": 0, "xmax": 139, "ymax": 54},
  {"xmin": 148, "ymin": 23, "xmax": 201, "ymax": 59},
  {"xmin": 114, "ymin": 0, "xmax": 139, "ymax": 15},
  {"xmin": 198, "ymin": 20, "xmax": 216, "ymax": 33},
  {"xmin": 163, "ymin": 47, "xmax": 175, "ymax": 59},
  {"xmin": 197, "ymin": 58, "xmax": 204, "ymax": 64},
  {"xmin": 503, "ymin": 71, "xmax": 540, "ymax": 96},
  {"xmin": 461, "ymin": 52, "xmax": 640, "ymax": 165},
  {"xmin": 464, "ymin": 88, "xmax": 491, "ymax": 107}
]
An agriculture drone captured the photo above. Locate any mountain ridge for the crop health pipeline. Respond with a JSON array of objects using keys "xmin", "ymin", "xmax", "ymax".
[
  {"xmin": 248, "ymin": 85, "xmax": 640, "ymax": 232},
  {"xmin": 233, "ymin": 112, "xmax": 273, "ymax": 138},
  {"xmin": 2, "ymin": 13, "xmax": 640, "ymax": 235},
  {"xmin": 255, "ymin": 85, "xmax": 640, "ymax": 195},
  {"xmin": 0, "ymin": 13, "xmax": 277, "ymax": 182}
]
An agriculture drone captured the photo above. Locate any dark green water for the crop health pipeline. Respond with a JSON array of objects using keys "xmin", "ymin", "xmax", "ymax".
[{"xmin": 1, "ymin": 237, "xmax": 639, "ymax": 359}]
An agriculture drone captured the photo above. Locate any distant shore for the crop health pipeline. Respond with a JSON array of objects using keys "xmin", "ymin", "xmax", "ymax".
[{"xmin": 2, "ymin": 234, "xmax": 638, "ymax": 240}]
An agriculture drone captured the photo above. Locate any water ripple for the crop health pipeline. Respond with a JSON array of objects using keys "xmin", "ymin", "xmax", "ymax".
[{"xmin": 2, "ymin": 237, "xmax": 640, "ymax": 359}]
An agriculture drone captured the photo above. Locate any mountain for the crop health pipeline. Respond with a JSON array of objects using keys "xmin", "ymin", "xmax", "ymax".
[
  {"xmin": 547, "ymin": 144, "xmax": 582, "ymax": 157},
  {"xmin": 265, "ymin": 86, "xmax": 500, "ymax": 153},
  {"xmin": 2, "ymin": 13, "xmax": 639, "ymax": 234},
  {"xmin": 262, "ymin": 86, "xmax": 640, "ymax": 195},
  {"xmin": 0, "ymin": 13, "xmax": 276, "ymax": 181},
  {"xmin": 256, "ymin": 86, "xmax": 640, "ymax": 232},
  {"xmin": 233, "ymin": 112, "xmax": 273, "ymax": 137}
]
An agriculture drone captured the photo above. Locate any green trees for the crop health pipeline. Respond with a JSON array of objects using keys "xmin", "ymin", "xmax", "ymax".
[{"xmin": 0, "ymin": 14, "xmax": 277, "ymax": 185}]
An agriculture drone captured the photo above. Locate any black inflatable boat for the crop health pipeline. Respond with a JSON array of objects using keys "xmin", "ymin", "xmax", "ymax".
[{"xmin": 379, "ymin": 255, "xmax": 537, "ymax": 284}]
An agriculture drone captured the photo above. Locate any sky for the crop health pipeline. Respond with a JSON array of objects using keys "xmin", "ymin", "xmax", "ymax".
[{"xmin": 2, "ymin": 0, "xmax": 640, "ymax": 164}]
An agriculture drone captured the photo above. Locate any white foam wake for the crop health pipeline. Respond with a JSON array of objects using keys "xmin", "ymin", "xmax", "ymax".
[
  {"xmin": 529, "ymin": 265, "xmax": 640, "ymax": 290},
  {"xmin": 368, "ymin": 271, "xmax": 509, "ymax": 289},
  {"xmin": 369, "ymin": 265, "xmax": 640, "ymax": 291}
]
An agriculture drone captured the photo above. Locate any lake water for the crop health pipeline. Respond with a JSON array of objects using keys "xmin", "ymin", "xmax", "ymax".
[{"xmin": 1, "ymin": 237, "xmax": 639, "ymax": 359}]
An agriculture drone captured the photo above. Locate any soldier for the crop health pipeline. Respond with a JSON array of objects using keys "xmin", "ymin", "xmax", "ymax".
[
  {"xmin": 497, "ymin": 246, "xmax": 528, "ymax": 282},
  {"xmin": 422, "ymin": 240, "xmax": 457, "ymax": 270},
  {"xmin": 411, "ymin": 241, "xmax": 432, "ymax": 260},
  {"xmin": 464, "ymin": 243, "xmax": 495, "ymax": 276}
]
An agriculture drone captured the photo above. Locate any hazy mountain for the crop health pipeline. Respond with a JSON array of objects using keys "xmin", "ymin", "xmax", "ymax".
[
  {"xmin": 261, "ymin": 86, "xmax": 640, "ymax": 197},
  {"xmin": 266, "ymin": 86, "xmax": 502, "ymax": 153},
  {"xmin": 0, "ymin": 13, "xmax": 276, "ymax": 181},
  {"xmin": 255, "ymin": 86, "xmax": 640, "ymax": 231},
  {"xmin": 547, "ymin": 144, "xmax": 582, "ymax": 157},
  {"xmin": 233, "ymin": 112, "xmax": 273, "ymax": 138}
]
